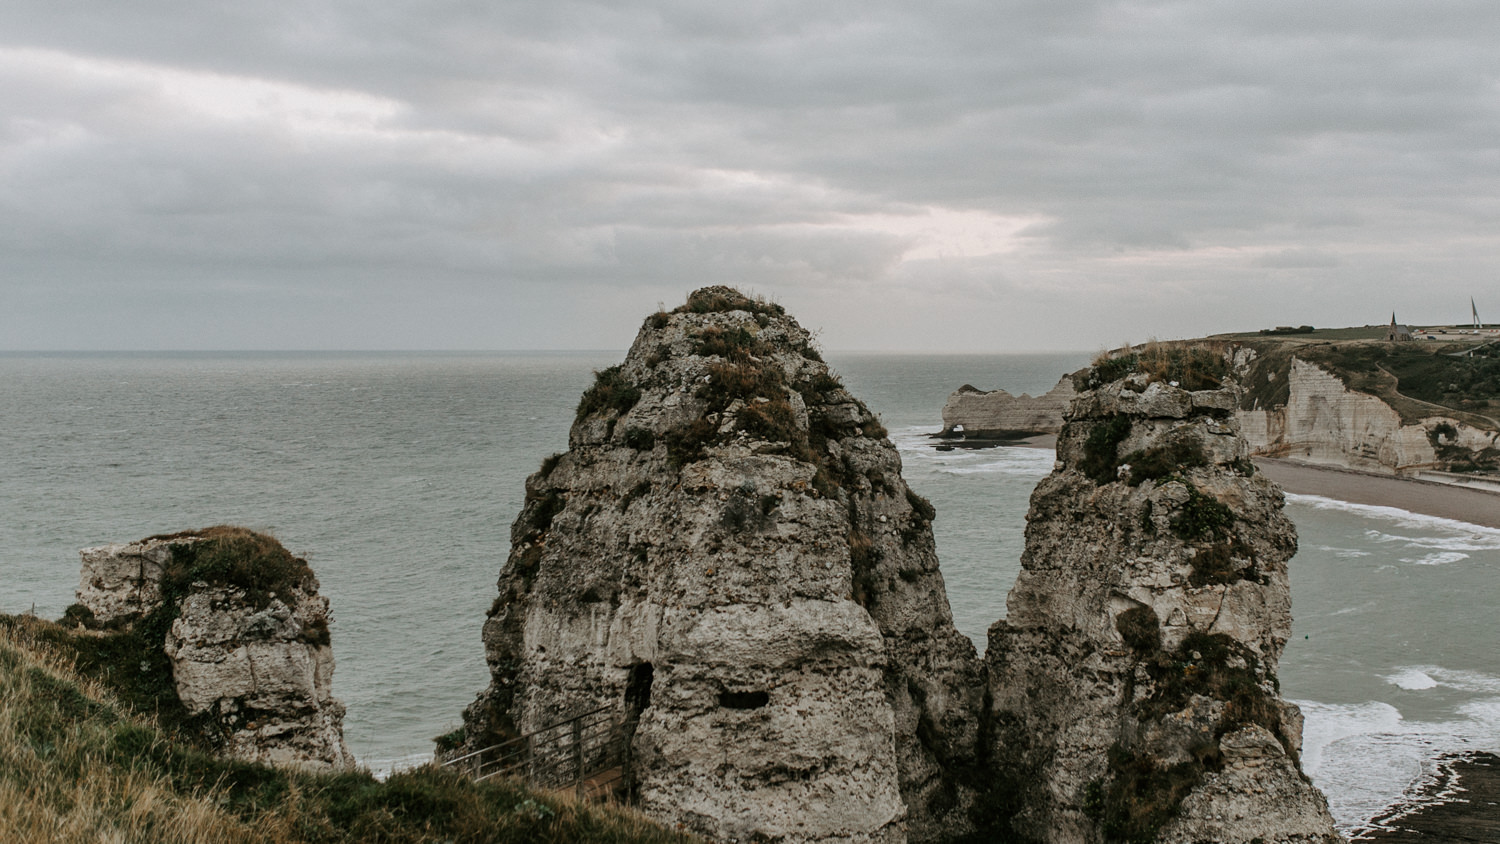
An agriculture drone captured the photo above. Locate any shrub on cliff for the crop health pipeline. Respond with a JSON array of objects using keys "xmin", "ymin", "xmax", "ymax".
[{"xmin": 149, "ymin": 525, "xmax": 317, "ymax": 612}]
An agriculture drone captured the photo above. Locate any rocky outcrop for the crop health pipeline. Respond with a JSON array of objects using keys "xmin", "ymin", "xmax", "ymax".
[
  {"xmin": 457, "ymin": 287, "xmax": 983, "ymax": 843},
  {"xmin": 1240, "ymin": 358, "xmax": 1499, "ymax": 474},
  {"xmin": 938, "ymin": 376, "xmax": 1076, "ymax": 441},
  {"xmin": 983, "ymin": 370, "xmax": 1340, "ymax": 844},
  {"xmin": 73, "ymin": 528, "xmax": 351, "ymax": 769}
]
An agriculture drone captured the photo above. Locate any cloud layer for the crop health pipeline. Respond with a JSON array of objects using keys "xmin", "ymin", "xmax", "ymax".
[{"xmin": 4, "ymin": 1, "xmax": 1499, "ymax": 350}]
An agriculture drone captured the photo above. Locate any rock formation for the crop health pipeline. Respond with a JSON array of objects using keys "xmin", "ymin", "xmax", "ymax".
[
  {"xmin": 456, "ymin": 287, "xmax": 983, "ymax": 843},
  {"xmin": 1239, "ymin": 357, "xmax": 1500, "ymax": 474},
  {"xmin": 983, "ymin": 368, "xmax": 1341, "ymax": 844},
  {"xmin": 73, "ymin": 527, "xmax": 352, "ymax": 769},
  {"xmin": 938, "ymin": 376, "xmax": 1076, "ymax": 442}
]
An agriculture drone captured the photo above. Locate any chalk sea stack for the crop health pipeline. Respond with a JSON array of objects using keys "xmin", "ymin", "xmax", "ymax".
[
  {"xmin": 457, "ymin": 287, "xmax": 983, "ymax": 843},
  {"xmin": 984, "ymin": 356, "xmax": 1340, "ymax": 843},
  {"xmin": 72, "ymin": 527, "xmax": 352, "ymax": 769}
]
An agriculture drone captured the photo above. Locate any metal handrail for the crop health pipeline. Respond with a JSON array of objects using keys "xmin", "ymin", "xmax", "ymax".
[{"xmin": 443, "ymin": 704, "xmax": 634, "ymax": 800}]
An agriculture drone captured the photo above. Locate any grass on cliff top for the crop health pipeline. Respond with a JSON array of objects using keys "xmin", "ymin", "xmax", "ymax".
[
  {"xmin": 1296, "ymin": 341, "xmax": 1500, "ymax": 426},
  {"xmin": 144, "ymin": 526, "xmax": 317, "ymax": 612},
  {"xmin": 671, "ymin": 286, "xmax": 784, "ymax": 317},
  {"xmin": 0, "ymin": 614, "xmax": 697, "ymax": 844},
  {"xmin": 1075, "ymin": 342, "xmax": 1229, "ymax": 392}
]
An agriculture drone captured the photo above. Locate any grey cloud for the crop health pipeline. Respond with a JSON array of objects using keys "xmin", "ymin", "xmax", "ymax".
[
  {"xmin": 3, "ymin": 1, "xmax": 1500, "ymax": 349},
  {"xmin": 1253, "ymin": 250, "xmax": 1341, "ymax": 269}
]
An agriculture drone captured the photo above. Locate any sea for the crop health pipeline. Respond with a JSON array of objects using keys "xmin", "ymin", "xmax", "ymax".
[{"xmin": 2, "ymin": 350, "xmax": 1497, "ymax": 837}]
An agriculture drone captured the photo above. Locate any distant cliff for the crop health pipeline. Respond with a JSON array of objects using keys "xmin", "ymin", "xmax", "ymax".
[
  {"xmin": 938, "ymin": 376, "xmax": 1076, "ymax": 441},
  {"xmin": 1235, "ymin": 352, "xmax": 1499, "ymax": 475},
  {"xmin": 939, "ymin": 338, "xmax": 1500, "ymax": 477}
]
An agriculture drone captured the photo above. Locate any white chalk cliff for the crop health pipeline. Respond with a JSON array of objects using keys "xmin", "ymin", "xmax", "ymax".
[
  {"xmin": 1239, "ymin": 357, "xmax": 1499, "ymax": 473},
  {"xmin": 939, "ymin": 376, "xmax": 1077, "ymax": 439}
]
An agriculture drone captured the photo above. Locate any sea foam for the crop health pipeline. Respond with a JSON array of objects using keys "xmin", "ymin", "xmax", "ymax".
[
  {"xmin": 1287, "ymin": 493, "xmax": 1500, "ymax": 542},
  {"xmin": 1299, "ymin": 688, "xmax": 1500, "ymax": 834}
]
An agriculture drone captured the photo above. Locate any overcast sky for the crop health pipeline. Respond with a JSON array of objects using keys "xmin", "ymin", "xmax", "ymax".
[{"xmin": 2, "ymin": 1, "xmax": 1498, "ymax": 351}]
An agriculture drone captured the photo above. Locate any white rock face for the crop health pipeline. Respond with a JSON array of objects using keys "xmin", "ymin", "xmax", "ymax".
[
  {"xmin": 1239, "ymin": 358, "xmax": 1499, "ymax": 473},
  {"xmin": 460, "ymin": 287, "xmax": 982, "ymax": 843},
  {"xmin": 984, "ymin": 376, "xmax": 1341, "ymax": 844},
  {"xmin": 939, "ymin": 376, "xmax": 1077, "ymax": 437},
  {"xmin": 74, "ymin": 531, "xmax": 351, "ymax": 770},
  {"xmin": 76, "ymin": 540, "xmax": 174, "ymax": 625},
  {"xmin": 165, "ymin": 583, "xmax": 352, "ymax": 769}
]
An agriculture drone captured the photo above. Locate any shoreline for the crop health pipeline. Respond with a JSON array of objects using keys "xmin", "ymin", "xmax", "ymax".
[
  {"xmin": 1355, "ymin": 753, "xmax": 1500, "ymax": 843},
  {"xmin": 1253, "ymin": 458, "xmax": 1500, "ymax": 530}
]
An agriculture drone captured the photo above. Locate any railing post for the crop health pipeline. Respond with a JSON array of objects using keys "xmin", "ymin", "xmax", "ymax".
[
  {"xmin": 572, "ymin": 716, "xmax": 585, "ymax": 798},
  {"xmin": 622, "ymin": 716, "xmax": 634, "ymax": 799}
]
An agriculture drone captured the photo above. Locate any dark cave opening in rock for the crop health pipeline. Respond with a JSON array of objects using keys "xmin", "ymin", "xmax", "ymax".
[
  {"xmin": 718, "ymin": 690, "xmax": 770, "ymax": 710},
  {"xmin": 625, "ymin": 662, "xmax": 654, "ymax": 716}
]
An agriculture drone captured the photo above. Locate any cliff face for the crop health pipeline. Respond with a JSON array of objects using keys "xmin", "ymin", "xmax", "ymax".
[
  {"xmin": 1240, "ymin": 358, "xmax": 1499, "ymax": 474},
  {"xmin": 458, "ymin": 287, "xmax": 982, "ymax": 843},
  {"xmin": 74, "ymin": 528, "xmax": 351, "ymax": 769},
  {"xmin": 984, "ymin": 374, "xmax": 1340, "ymax": 844},
  {"xmin": 938, "ymin": 376, "xmax": 1076, "ymax": 439}
]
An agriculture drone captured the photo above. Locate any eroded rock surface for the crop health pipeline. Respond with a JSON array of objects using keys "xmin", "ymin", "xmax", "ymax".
[
  {"xmin": 457, "ymin": 287, "xmax": 982, "ymax": 843},
  {"xmin": 74, "ymin": 528, "xmax": 351, "ymax": 769},
  {"xmin": 984, "ymin": 369, "xmax": 1341, "ymax": 844}
]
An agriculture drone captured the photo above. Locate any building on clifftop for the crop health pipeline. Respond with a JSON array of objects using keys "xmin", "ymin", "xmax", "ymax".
[{"xmin": 1386, "ymin": 312, "xmax": 1414, "ymax": 342}]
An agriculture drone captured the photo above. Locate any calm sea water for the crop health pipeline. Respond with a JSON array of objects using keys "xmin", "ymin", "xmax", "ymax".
[{"xmin": 2, "ymin": 351, "xmax": 1497, "ymax": 835}]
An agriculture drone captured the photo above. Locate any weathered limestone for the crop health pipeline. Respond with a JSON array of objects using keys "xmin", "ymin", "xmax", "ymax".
[
  {"xmin": 458, "ymin": 287, "xmax": 983, "ymax": 843},
  {"xmin": 1240, "ymin": 358, "xmax": 1499, "ymax": 474},
  {"xmin": 939, "ymin": 376, "xmax": 1076, "ymax": 440},
  {"xmin": 984, "ymin": 371, "xmax": 1341, "ymax": 844},
  {"xmin": 164, "ymin": 579, "xmax": 350, "ymax": 769},
  {"xmin": 74, "ymin": 529, "xmax": 351, "ymax": 769},
  {"xmin": 76, "ymin": 539, "xmax": 174, "ymax": 625}
]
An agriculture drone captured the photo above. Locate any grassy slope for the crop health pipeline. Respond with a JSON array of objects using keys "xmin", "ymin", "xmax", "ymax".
[{"xmin": 0, "ymin": 614, "xmax": 697, "ymax": 844}]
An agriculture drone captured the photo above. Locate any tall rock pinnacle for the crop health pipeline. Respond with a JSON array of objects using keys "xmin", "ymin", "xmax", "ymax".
[
  {"xmin": 983, "ymin": 352, "xmax": 1341, "ymax": 844},
  {"xmin": 457, "ymin": 287, "xmax": 983, "ymax": 843}
]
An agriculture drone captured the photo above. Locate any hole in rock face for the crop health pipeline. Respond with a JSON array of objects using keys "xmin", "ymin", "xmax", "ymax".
[
  {"xmin": 718, "ymin": 690, "xmax": 770, "ymax": 710},
  {"xmin": 625, "ymin": 662, "xmax": 653, "ymax": 714}
]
